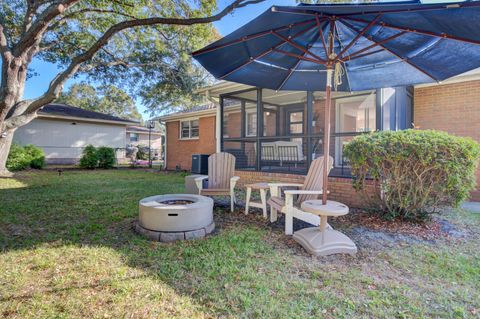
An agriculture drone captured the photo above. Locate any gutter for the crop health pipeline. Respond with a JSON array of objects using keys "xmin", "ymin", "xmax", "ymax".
[
  {"xmin": 38, "ymin": 113, "xmax": 139, "ymax": 126},
  {"xmin": 155, "ymin": 107, "xmax": 216, "ymax": 122}
]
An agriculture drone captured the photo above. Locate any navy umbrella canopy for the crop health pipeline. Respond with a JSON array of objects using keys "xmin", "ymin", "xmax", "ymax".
[{"xmin": 192, "ymin": 0, "xmax": 480, "ymax": 204}]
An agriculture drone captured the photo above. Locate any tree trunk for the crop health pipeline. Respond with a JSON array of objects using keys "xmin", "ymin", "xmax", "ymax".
[{"xmin": 0, "ymin": 129, "xmax": 15, "ymax": 176}]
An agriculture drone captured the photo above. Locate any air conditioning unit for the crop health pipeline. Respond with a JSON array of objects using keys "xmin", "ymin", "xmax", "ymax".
[{"xmin": 191, "ymin": 154, "xmax": 209, "ymax": 175}]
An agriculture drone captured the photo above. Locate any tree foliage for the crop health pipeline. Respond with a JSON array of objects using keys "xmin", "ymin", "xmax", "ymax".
[
  {"xmin": 0, "ymin": 0, "xmax": 263, "ymax": 173},
  {"xmin": 56, "ymin": 83, "xmax": 142, "ymax": 121}
]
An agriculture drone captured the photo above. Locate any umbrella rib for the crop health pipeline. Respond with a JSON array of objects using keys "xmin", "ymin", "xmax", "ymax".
[
  {"xmin": 192, "ymin": 19, "xmax": 316, "ymax": 56},
  {"xmin": 340, "ymin": 29, "xmax": 408, "ymax": 61},
  {"xmin": 340, "ymin": 20, "xmax": 439, "ymax": 82},
  {"xmin": 315, "ymin": 14, "xmax": 328, "ymax": 58},
  {"xmin": 337, "ymin": 14, "xmax": 382, "ymax": 59},
  {"xmin": 343, "ymin": 16, "xmax": 480, "ymax": 46},
  {"xmin": 276, "ymin": 21, "xmax": 324, "ymax": 91},
  {"xmin": 347, "ymin": 49, "xmax": 385, "ymax": 61},
  {"xmin": 218, "ymin": 23, "xmax": 318, "ymax": 80},
  {"xmin": 271, "ymin": 31, "xmax": 326, "ymax": 63},
  {"xmin": 273, "ymin": 49, "xmax": 324, "ymax": 65},
  {"xmin": 276, "ymin": 53, "xmax": 306, "ymax": 91}
]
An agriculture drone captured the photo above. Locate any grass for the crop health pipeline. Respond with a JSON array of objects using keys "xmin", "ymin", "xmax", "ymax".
[{"xmin": 0, "ymin": 170, "xmax": 479, "ymax": 318}]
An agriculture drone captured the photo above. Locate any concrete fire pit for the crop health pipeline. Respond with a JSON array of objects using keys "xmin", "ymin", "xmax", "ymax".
[{"xmin": 135, "ymin": 194, "xmax": 214, "ymax": 242}]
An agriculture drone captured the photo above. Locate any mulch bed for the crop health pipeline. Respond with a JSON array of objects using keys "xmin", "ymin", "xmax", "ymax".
[
  {"xmin": 332, "ymin": 209, "xmax": 446, "ymax": 241},
  {"xmin": 215, "ymin": 201, "xmax": 468, "ymax": 254}
]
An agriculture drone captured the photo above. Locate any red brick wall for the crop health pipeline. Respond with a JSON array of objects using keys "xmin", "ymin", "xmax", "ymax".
[
  {"xmin": 235, "ymin": 170, "xmax": 376, "ymax": 208},
  {"xmin": 414, "ymin": 80, "xmax": 480, "ymax": 200},
  {"xmin": 166, "ymin": 116, "xmax": 216, "ymax": 170}
]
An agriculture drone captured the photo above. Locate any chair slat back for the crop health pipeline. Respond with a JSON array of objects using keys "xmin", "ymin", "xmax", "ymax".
[
  {"xmin": 296, "ymin": 156, "xmax": 333, "ymax": 204},
  {"xmin": 208, "ymin": 152, "xmax": 236, "ymax": 189}
]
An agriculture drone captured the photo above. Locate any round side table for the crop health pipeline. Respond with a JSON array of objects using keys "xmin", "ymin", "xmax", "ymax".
[{"xmin": 292, "ymin": 200, "xmax": 357, "ymax": 256}]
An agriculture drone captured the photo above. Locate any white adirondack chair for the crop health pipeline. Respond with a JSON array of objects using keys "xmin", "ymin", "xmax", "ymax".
[
  {"xmin": 267, "ymin": 156, "xmax": 334, "ymax": 235},
  {"xmin": 195, "ymin": 152, "xmax": 240, "ymax": 212}
]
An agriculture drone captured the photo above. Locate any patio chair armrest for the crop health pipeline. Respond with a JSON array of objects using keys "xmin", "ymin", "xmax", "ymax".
[
  {"xmin": 194, "ymin": 176, "xmax": 208, "ymax": 192},
  {"xmin": 267, "ymin": 183, "xmax": 303, "ymax": 188},
  {"xmin": 283, "ymin": 190, "xmax": 329, "ymax": 196},
  {"xmin": 268, "ymin": 183, "xmax": 303, "ymax": 198}
]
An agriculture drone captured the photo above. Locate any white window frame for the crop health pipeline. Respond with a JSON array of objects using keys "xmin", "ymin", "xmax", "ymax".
[
  {"xmin": 179, "ymin": 118, "xmax": 199, "ymax": 140},
  {"xmin": 130, "ymin": 132, "xmax": 139, "ymax": 142},
  {"xmin": 245, "ymin": 109, "xmax": 257, "ymax": 137}
]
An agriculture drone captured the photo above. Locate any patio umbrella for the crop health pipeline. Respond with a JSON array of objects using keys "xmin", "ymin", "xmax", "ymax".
[{"xmin": 192, "ymin": 0, "xmax": 480, "ymax": 205}]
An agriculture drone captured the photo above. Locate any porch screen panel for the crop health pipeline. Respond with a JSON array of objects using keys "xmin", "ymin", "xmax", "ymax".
[
  {"xmin": 222, "ymin": 97, "xmax": 243, "ymax": 139},
  {"xmin": 259, "ymin": 90, "xmax": 308, "ymax": 173},
  {"xmin": 221, "ymin": 88, "xmax": 259, "ymax": 170}
]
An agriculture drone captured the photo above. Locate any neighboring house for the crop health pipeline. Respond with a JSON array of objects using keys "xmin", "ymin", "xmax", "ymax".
[
  {"xmin": 159, "ymin": 70, "xmax": 480, "ymax": 204},
  {"xmin": 13, "ymin": 103, "xmax": 138, "ymax": 164},
  {"xmin": 126, "ymin": 125, "xmax": 164, "ymax": 160}
]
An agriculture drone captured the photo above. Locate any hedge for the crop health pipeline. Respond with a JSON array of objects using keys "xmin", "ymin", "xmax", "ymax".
[{"xmin": 344, "ymin": 130, "xmax": 480, "ymax": 221}]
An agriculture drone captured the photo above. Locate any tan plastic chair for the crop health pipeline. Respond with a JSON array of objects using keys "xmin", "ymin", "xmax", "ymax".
[
  {"xmin": 267, "ymin": 156, "xmax": 334, "ymax": 235},
  {"xmin": 195, "ymin": 152, "xmax": 240, "ymax": 212}
]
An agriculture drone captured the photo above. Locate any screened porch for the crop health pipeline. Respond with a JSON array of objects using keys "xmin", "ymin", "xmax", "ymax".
[{"xmin": 220, "ymin": 86, "xmax": 413, "ymax": 177}]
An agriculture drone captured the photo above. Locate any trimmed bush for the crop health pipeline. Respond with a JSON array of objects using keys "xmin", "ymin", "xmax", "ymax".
[
  {"xmin": 97, "ymin": 147, "xmax": 116, "ymax": 169},
  {"xmin": 344, "ymin": 130, "xmax": 480, "ymax": 221},
  {"xmin": 6, "ymin": 144, "xmax": 31, "ymax": 171},
  {"xmin": 79, "ymin": 145, "xmax": 98, "ymax": 169},
  {"xmin": 24, "ymin": 144, "xmax": 45, "ymax": 169}
]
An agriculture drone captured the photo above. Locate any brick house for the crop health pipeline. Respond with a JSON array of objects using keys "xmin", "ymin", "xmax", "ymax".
[{"xmin": 158, "ymin": 71, "xmax": 480, "ymax": 205}]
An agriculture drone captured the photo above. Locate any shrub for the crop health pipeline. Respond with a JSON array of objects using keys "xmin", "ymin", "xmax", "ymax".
[
  {"xmin": 344, "ymin": 130, "xmax": 480, "ymax": 221},
  {"xmin": 97, "ymin": 147, "xmax": 116, "ymax": 169},
  {"xmin": 6, "ymin": 144, "xmax": 31, "ymax": 171},
  {"xmin": 79, "ymin": 145, "xmax": 98, "ymax": 169},
  {"xmin": 24, "ymin": 144, "xmax": 45, "ymax": 169},
  {"xmin": 136, "ymin": 145, "xmax": 149, "ymax": 160}
]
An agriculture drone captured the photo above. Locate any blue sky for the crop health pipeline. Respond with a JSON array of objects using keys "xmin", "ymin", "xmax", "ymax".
[{"xmin": 22, "ymin": 0, "xmax": 297, "ymax": 120}]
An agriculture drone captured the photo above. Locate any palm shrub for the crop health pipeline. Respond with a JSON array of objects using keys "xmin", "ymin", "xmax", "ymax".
[
  {"xmin": 79, "ymin": 145, "xmax": 98, "ymax": 169},
  {"xmin": 344, "ymin": 130, "xmax": 480, "ymax": 221},
  {"xmin": 97, "ymin": 147, "xmax": 116, "ymax": 169}
]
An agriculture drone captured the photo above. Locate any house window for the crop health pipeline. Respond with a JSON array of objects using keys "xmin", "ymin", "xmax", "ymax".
[
  {"xmin": 180, "ymin": 119, "xmax": 199, "ymax": 139},
  {"xmin": 246, "ymin": 111, "xmax": 257, "ymax": 136},
  {"xmin": 130, "ymin": 133, "xmax": 139, "ymax": 142},
  {"xmin": 335, "ymin": 93, "xmax": 376, "ymax": 166},
  {"xmin": 336, "ymin": 94, "xmax": 376, "ymax": 133},
  {"xmin": 287, "ymin": 110, "xmax": 304, "ymax": 135}
]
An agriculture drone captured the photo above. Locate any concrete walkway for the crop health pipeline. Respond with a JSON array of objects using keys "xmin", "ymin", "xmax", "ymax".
[{"xmin": 461, "ymin": 201, "xmax": 480, "ymax": 213}]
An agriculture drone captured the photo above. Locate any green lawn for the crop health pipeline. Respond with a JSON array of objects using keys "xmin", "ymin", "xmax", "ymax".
[{"xmin": 0, "ymin": 170, "xmax": 479, "ymax": 318}]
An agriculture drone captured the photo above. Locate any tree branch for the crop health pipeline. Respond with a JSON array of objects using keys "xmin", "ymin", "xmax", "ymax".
[
  {"xmin": 0, "ymin": 23, "xmax": 8, "ymax": 54},
  {"xmin": 13, "ymin": 0, "xmax": 80, "ymax": 57},
  {"xmin": 22, "ymin": 0, "xmax": 37, "ymax": 35},
  {"xmin": 5, "ymin": 0, "xmax": 265, "ymax": 129},
  {"xmin": 47, "ymin": 8, "xmax": 139, "ymax": 31}
]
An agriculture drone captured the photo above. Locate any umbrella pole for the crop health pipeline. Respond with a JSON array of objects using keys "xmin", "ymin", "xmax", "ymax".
[{"xmin": 322, "ymin": 68, "xmax": 333, "ymax": 205}]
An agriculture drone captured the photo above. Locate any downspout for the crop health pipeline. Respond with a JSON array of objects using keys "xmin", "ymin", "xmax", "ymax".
[{"xmin": 205, "ymin": 90, "xmax": 221, "ymax": 153}]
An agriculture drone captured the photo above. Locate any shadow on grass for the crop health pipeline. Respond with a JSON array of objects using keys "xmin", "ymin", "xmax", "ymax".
[
  {"xmin": 0, "ymin": 170, "xmax": 321, "ymax": 318},
  {"xmin": 1, "ymin": 170, "xmax": 479, "ymax": 318}
]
